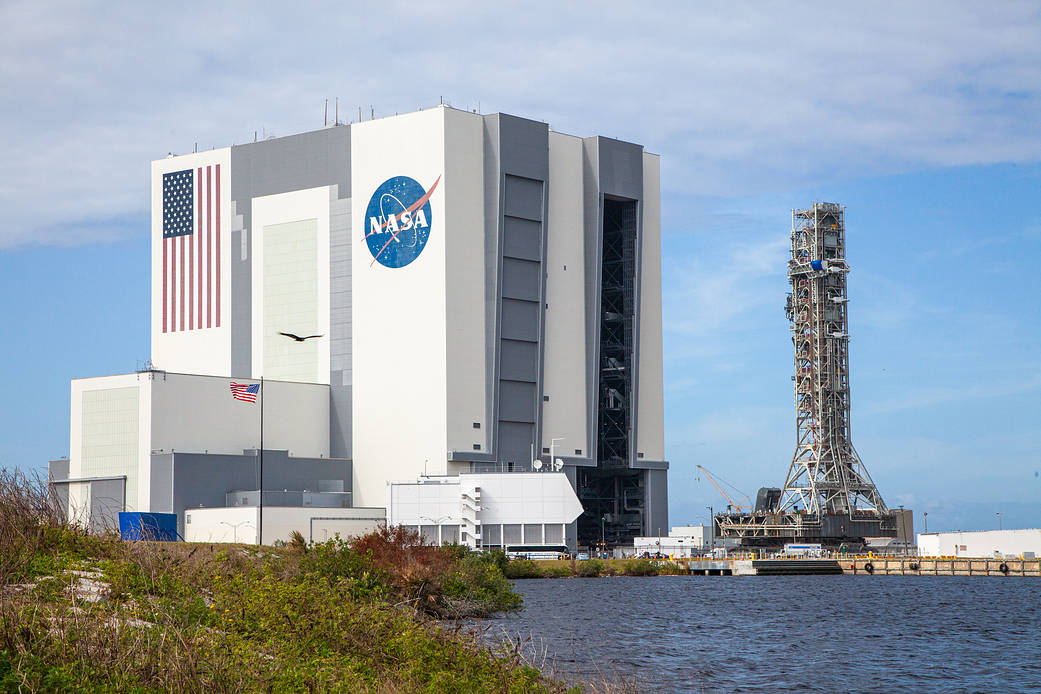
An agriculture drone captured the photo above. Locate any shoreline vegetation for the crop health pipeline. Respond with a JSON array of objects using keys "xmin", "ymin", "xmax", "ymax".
[
  {"xmin": 504, "ymin": 558, "xmax": 687, "ymax": 580},
  {"xmin": 0, "ymin": 470, "xmax": 638, "ymax": 693}
]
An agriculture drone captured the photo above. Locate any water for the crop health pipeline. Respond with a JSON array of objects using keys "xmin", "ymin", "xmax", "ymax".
[{"xmin": 474, "ymin": 576, "xmax": 1041, "ymax": 692}]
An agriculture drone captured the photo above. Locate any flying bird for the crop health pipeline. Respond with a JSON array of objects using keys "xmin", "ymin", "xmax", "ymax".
[{"xmin": 279, "ymin": 332, "xmax": 323, "ymax": 342}]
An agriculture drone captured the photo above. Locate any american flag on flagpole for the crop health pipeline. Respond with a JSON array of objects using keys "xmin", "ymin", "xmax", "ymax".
[
  {"xmin": 162, "ymin": 165, "xmax": 221, "ymax": 333},
  {"xmin": 229, "ymin": 382, "xmax": 260, "ymax": 403}
]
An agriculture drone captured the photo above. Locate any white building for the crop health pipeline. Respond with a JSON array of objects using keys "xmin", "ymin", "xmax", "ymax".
[
  {"xmin": 53, "ymin": 105, "xmax": 668, "ymax": 549},
  {"xmin": 917, "ymin": 529, "xmax": 1041, "ymax": 559},
  {"xmin": 387, "ymin": 472, "xmax": 583, "ymax": 549},
  {"xmin": 628, "ymin": 525, "xmax": 713, "ymax": 558}
]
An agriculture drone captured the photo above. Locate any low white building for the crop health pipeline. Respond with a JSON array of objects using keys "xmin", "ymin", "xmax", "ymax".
[
  {"xmin": 624, "ymin": 525, "xmax": 714, "ymax": 558},
  {"xmin": 917, "ymin": 529, "xmax": 1041, "ymax": 559},
  {"xmin": 184, "ymin": 506, "xmax": 384, "ymax": 545},
  {"xmin": 387, "ymin": 472, "xmax": 583, "ymax": 549},
  {"xmin": 670, "ymin": 525, "xmax": 712, "ymax": 548}
]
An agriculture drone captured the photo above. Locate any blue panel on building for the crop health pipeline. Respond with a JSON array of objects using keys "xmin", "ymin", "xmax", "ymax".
[{"xmin": 118, "ymin": 512, "xmax": 179, "ymax": 541}]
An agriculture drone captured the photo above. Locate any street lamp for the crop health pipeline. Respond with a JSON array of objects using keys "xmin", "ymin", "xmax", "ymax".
[
  {"xmin": 420, "ymin": 515, "xmax": 456, "ymax": 545},
  {"xmin": 220, "ymin": 520, "xmax": 255, "ymax": 544},
  {"xmin": 996, "ymin": 512, "xmax": 1003, "ymax": 531}
]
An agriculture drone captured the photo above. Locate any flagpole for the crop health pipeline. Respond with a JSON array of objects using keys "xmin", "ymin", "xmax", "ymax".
[{"xmin": 258, "ymin": 375, "xmax": 264, "ymax": 546}]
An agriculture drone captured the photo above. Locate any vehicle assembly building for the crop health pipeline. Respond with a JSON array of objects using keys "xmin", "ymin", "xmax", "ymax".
[
  {"xmin": 50, "ymin": 105, "xmax": 668, "ymax": 549},
  {"xmin": 717, "ymin": 203, "xmax": 897, "ymax": 549}
]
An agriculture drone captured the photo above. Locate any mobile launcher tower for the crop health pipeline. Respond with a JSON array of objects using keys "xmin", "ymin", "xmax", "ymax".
[{"xmin": 718, "ymin": 203, "xmax": 897, "ymax": 549}]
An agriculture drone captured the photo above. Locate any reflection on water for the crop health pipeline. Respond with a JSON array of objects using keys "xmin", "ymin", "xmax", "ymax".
[{"xmin": 472, "ymin": 575, "xmax": 1041, "ymax": 692}]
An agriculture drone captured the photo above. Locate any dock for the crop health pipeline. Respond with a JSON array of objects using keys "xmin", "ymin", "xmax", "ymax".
[{"xmin": 682, "ymin": 557, "xmax": 1041, "ymax": 577}]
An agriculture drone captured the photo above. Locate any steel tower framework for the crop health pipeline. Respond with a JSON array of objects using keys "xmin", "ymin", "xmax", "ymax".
[{"xmin": 779, "ymin": 203, "xmax": 887, "ymax": 516}]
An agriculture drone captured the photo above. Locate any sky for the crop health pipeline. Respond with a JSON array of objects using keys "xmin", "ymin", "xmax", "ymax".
[{"xmin": 1, "ymin": 1, "xmax": 1039, "ymax": 534}]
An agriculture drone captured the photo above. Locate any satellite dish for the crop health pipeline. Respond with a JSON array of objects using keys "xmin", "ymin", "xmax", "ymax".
[
  {"xmin": 553, "ymin": 458, "xmax": 564, "ymax": 471},
  {"xmin": 532, "ymin": 460, "xmax": 543, "ymax": 471}
]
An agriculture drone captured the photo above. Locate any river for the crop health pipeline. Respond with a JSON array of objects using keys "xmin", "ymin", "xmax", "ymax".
[{"xmin": 474, "ymin": 575, "xmax": 1041, "ymax": 692}]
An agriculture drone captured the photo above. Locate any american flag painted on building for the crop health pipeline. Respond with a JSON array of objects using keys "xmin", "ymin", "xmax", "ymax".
[
  {"xmin": 162, "ymin": 165, "xmax": 221, "ymax": 332},
  {"xmin": 229, "ymin": 382, "xmax": 260, "ymax": 403}
]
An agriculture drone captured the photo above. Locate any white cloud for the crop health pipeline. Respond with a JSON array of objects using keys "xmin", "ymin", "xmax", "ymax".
[{"xmin": 2, "ymin": 1, "xmax": 1040, "ymax": 247}]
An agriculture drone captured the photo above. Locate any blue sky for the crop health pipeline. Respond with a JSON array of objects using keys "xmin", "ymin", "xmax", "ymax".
[{"xmin": 1, "ymin": 1, "xmax": 1038, "ymax": 534}]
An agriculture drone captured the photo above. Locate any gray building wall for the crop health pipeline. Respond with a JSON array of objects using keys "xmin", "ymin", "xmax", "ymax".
[
  {"xmin": 228, "ymin": 125, "xmax": 352, "ymax": 457},
  {"xmin": 484, "ymin": 114, "xmax": 550, "ymax": 471},
  {"xmin": 150, "ymin": 449, "xmax": 352, "ymax": 535},
  {"xmin": 48, "ymin": 458, "xmax": 70, "ymax": 518}
]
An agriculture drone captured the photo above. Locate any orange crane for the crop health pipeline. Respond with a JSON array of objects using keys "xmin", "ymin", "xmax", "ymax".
[{"xmin": 696, "ymin": 465, "xmax": 752, "ymax": 513}]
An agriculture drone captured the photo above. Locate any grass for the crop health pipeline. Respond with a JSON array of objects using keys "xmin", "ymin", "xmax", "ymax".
[
  {"xmin": 503, "ymin": 557, "xmax": 688, "ymax": 580},
  {"xmin": 0, "ymin": 469, "xmax": 583, "ymax": 693}
]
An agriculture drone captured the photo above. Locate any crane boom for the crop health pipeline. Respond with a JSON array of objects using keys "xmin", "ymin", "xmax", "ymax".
[{"xmin": 696, "ymin": 465, "xmax": 751, "ymax": 512}]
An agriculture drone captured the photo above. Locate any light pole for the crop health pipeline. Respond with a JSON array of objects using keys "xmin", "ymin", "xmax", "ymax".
[
  {"xmin": 258, "ymin": 376, "xmax": 264, "ymax": 545},
  {"xmin": 220, "ymin": 520, "xmax": 255, "ymax": 544},
  {"xmin": 706, "ymin": 506, "xmax": 714, "ymax": 551},
  {"xmin": 600, "ymin": 515, "xmax": 607, "ymax": 554},
  {"xmin": 549, "ymin": 437, "xmax": 564, "ymax": 472},
  {"xmin": 898, "ymin": 505, "xmax": 906, "ymax": 555},
  {"xmin": 257, "ymin": 331, "xmax": 322, "ymax": 546},
  {"xmin": 420, "ymin": 515, "xmax": 456, "ymax": 544},
  {"xmin": 923, "ymin": 511, "xmax": 928, "ymax": 534},
  {"xmin": 996, "ymin": 512, "xmax": 1003, "ymax": 531}
]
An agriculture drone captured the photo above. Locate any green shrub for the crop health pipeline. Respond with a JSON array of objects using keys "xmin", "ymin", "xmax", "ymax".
[
  {"xmin": 503, "ymin": 559, "xmax": 543, "ymax": 579},
  {"xmin": 540, "ymin": 564, "xmax": 573, "ymax": 578},
  {"xmin": 620, "ymin": 559, "xmax": 659, "ymax": 576},
  {"xmin": 576, "ymin": 559, "xmax": 605, "ymax": 577}
]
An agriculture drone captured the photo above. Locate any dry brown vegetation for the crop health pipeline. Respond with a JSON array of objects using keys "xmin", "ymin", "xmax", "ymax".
[{"xmin": 0, "ymin": 470, "xmax": 562, "ymax": 692}]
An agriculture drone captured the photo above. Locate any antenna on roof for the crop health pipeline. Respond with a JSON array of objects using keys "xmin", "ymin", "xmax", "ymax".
[
  {"xmin": 335, "ymin": 97, "xmax": 339, "ymax": 125},
  {"xmin": 370, "ymin": 106, "xmax": 374, "ymax": 120},
  {"xmin": 324, "ymin": 99, "xmax": 328, "ymax": 126}
]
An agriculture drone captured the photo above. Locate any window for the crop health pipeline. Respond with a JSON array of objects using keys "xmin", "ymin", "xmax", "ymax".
[
  {"xmin": 543, "ymin": 395, "xmax": 549, "ymax": 401},
  {"xmin": 473, "ymin": 422, "xmax": 481, "ymax": 429},
  {"xmin": 637, "ymin": 452, "xmax": 645, "ymax": 458},
  {"xmin": 575, "ymin": 449, "xmax": 582, "ymax": 455},
  {"xmin": 473, "ymin": 444, "xmax": 481, "ymax": 450},
  {"xmin": 542, "ymin": 447, "xmax": 550, "ymax": 454}
]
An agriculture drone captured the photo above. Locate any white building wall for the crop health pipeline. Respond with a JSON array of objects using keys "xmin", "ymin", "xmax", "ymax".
[
  {"xmin": 151, "ymin": 150, "xmax": 233, "ymax": 377},
  {"xmin": 443, "ymin": 108, "xmax": 489, "ymax": 459},
  {"xmin": 669, "ymin": 525, "xmax": 711, "ymax": 548},
  {"xmin": 250, "ymin": 186, "xmax": 332, "ymax": 385},
  {"xmin": 542, "ymin": 132, "xmax": 588, "ymax": 456},
  {"xmin": 387, "ymin": 472, "xmax": 583, "ymax": 548},
  {"xmin": 636, "ymin": 152, "xmax": 665, "ymax": 462},
  {"xmin": 69, "ymin": 373, "xmax": 149, "ymax": 518},
  {"xmin": 351, "ymin": 108, "xmax": 449, "ymax": 507},
  {"xmin": 917, "ymin": 529, "xmax": 1041, "ymax": 558},
  {"xmin": 185, "ymin": 507, "xmax": 384, "ymax": 545}
]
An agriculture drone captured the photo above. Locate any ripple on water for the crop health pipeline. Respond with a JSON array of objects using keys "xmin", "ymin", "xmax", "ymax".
[{"xmin": 473, "ymin": 576, "xmax": 1041, "ymax": 693}]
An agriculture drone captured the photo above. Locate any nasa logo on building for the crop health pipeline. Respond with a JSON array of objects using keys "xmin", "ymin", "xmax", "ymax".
[{"xmin": 363, "ymin": 175, "xmax": 441, "ymax": 268}]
